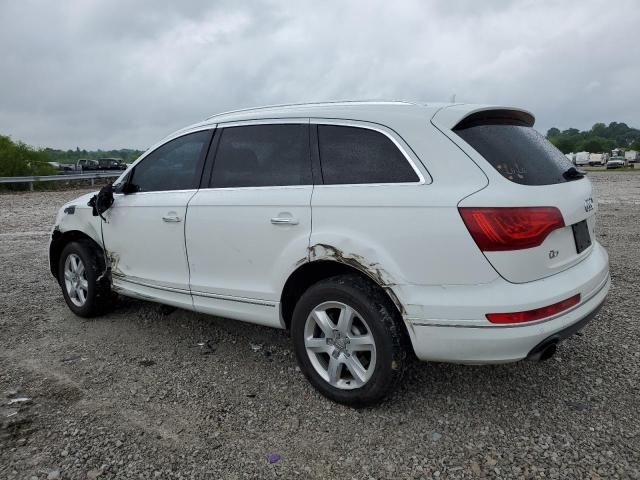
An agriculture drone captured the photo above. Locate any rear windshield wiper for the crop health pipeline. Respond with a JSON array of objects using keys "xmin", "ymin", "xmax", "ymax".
[{"xmin": 563, "ymin": 167, "xmax": 585, "ymax": 181}]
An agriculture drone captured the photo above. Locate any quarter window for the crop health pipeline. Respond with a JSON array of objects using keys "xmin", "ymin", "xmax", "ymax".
[
  {"xmin": 317, "ymin": 125, "xmax": 419, "ymax": 184},
  {"xmin": 129, "ymin": 131, "xmax": 211, "ymax": 192},
  {"xmin": 210, "ymin": 124, "xmax": 311, "ymax": 188}
]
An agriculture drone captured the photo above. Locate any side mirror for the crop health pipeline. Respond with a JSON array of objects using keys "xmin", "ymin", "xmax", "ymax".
[
  {"xmin": 121, "ymin": 182, "xmax": 140, "ymax": 194},
  {"xmin": 114, "ymin": 171, "xmax": 139, "ymax": 194}
]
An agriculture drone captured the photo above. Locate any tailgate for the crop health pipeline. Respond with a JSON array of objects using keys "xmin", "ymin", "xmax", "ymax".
[
  {"xmin": 432, "ymin": 104, "xmax": 597, "ymax": 283},
  {"xmin": 459, "ymin": 180, "xmax": 596, "ymax": 283}
]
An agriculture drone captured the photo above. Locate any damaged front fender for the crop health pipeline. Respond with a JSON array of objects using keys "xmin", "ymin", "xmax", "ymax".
[{"xmin": 49, "ymin": 193, "xmax": 105, "ymax": 279}]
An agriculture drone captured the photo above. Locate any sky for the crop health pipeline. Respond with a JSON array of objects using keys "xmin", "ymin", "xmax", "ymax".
[{"xmin": 1, "ymin": 0, "xmax": 639, "ymax": 150}]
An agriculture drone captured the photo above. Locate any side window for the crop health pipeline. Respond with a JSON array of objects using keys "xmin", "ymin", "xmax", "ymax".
[
  {"xmin": 210, "ymin": 124, "xmax": 311, "ymax": 188},
  {"xmin": 317, "ymin": 125, "xmax": 419, "ymax": 184},
  {"xmin": 129, "ymin": 130, "xmax": 211, "ymax": 192}
]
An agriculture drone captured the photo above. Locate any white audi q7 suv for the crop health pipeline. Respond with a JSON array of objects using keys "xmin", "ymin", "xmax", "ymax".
[{"xmin": 50, "ymin": 101, "xmax": 610, "ymax": 405}]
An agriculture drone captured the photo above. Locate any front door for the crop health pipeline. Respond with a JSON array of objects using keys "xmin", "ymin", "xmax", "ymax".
[
  {"xmin": 103, "ymin": 129, "xmax": 212, "ymax": 309},
  {"xmin": 185, "ymin": 122, "xmax": 313, "ymax": 327}
]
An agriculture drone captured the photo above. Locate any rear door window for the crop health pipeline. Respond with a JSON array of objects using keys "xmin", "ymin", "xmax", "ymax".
[
  {"xmin": 454, "ymin": 113, "xmax": 576, "ymax": 186},
  {"xmin": 210, "ymin": 124, "xmax": 311, "ymax": 188},
  {"xmin": 317, "ymin": 125, "xmax": 419, "ymax": 184}
]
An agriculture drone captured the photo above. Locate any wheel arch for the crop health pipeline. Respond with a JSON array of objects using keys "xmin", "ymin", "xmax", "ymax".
[
  {"xmin": 280, "ymin": 258, "xmax": 406, "ymax": 331},
  {"xmin": 50, "ymin": 229, "xmax": 104, "ymax": 280}
]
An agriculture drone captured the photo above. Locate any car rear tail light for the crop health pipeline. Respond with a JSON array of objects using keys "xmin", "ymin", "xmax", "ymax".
[
  {"xmin": 486, "ymin": 294, "xmax": 580, "ymax": 324},
  {"xmin": 458, "ymin": 207, "xmax": 564, "ymax": 251}
]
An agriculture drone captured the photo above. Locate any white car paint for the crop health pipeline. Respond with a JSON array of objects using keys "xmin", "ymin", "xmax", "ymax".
[
  {"xmin": 51, "ymin": 101, "xmax": 610, "ymax": 364},
  {"xmin": 186, "ymin": 183, "xmax": 313, "ymax": 328},
  {"xmin": 454, "ymin": 170, "xmax": 597, "ymax": 283},
  {"xmin": 103, "ymin": 189, "xmax": 197, "ymax": 311}
]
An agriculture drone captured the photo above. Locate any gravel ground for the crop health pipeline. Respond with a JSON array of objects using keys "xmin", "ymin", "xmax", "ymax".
[{"xmin": 1, "ymin": 173, "xmax": 639, "ymax": 479}]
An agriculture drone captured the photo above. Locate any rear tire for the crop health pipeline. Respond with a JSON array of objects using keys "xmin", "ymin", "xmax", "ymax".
[
  {"xmin": 58, "ymin": 240, "xmax": 114, "ymax": 317},
  {"xmin": 291, "ymin": 274, "xmax": 407, "ymax": 406}
]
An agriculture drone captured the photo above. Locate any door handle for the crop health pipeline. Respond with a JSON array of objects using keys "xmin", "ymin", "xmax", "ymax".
[
  {"xmin": 270, "ymin": 217, "xmax": 299, "ymax": 225},
  {"xmin": 162, "ymin": 215, "xmax": 181, "ymax": 223}
]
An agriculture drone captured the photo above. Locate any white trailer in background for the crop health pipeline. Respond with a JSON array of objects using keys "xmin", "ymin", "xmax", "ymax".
[
  {"xmin": 589, "ymin": 153, "xmax": 606, "ymax": 166},
  {"xmin": 565, "ymin": 153, "xmax": 576, "ymax": 164},
  {"xmin": 625, "ymin": 150, "xmax": 638, "ymax": 163},
  {"xmin": 589, "ymin": 153, "xmax": 602, "ymax": 166},
  {"xmin": 575, "ymin": 151, "xmax": 591, "ymax": 166},
  {"xmin": 611, "ymin": 148, "xmax": 624, "ymax": 157}
]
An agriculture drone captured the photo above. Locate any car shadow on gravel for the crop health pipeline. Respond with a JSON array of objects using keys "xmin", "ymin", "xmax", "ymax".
[{"xmin": 102, "ymin": 294, "xmax": 585, "ymax": 412}]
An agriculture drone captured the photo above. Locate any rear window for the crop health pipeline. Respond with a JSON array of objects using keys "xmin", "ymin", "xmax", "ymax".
[
  {"xmin": 317, "ymin": 125, "xmax": 419, "ymax": 184},
  {"xmin": 454, "ymin": 111, "xmax": 576, "ymax": 186},
  {"xmin": 210, "ymin": 124, "xmax": 311, "ymax": 188}
]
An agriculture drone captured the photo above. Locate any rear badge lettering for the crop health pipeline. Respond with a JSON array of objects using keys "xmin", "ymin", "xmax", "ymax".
[
  {"xmin": 549, "ymin": 249, "xmax": 559, "ymax": 259},
  {"xmin": 584, "ymin": 197, "xmax": 593, "ymax": 212}
]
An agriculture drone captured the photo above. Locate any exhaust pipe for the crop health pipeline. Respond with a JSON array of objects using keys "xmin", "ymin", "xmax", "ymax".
[
  {"xmin": 537, "ymin": 342, "xmax": 557, "ymax": 362},
  {"xmin": 527, "ymin": 339, "xmax": 559, "ymax": 362}
]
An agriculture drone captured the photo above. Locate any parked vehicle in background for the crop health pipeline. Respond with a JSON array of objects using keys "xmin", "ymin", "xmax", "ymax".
[
  {"xmin": 97, "ymin": 158, "xmax": 128, "ymax": 170},
  {"xmin": 611, "ymin": 148, "xmax": 624, "ymax": 158},
  {"xmin": 47, "ymin": 161, "xmax": 76, "ymax": 172},
  {"xmin": 588, "ymin": 153, "xmax": 607, "ymax": 166},
  {"xmin": 77, "ymin": 159, "xmax": 99, "ymax": 171},
  {"xmin": 575, "ymin": 151, "xmax": 591, "ymax": 166},
  {"xmin": 606, "ymin": 157, "xmax": 626, "ymax": 169},
  {"xmin": 565, "ymin": 152, "xmax": 576, "ymax": 165},
  {"xmin": 625, "ymin": 150, "xmax": 638, "ymax": 163},
  {"xmin": 588, "ymin": 154, "xmax": 601, "ymax": 166},
  {"xmin": 49, "ymin": 101, "xmax": 610, "ymax": 405}
]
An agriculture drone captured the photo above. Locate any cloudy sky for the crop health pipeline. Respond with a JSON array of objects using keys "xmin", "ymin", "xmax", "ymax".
[{"xmin": 1, "ymin": 0, "xmax": 639, "ymax": 150}]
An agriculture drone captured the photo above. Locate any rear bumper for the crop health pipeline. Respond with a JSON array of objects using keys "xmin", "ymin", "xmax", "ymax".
[
  {"xmin": 525, "ymin": 297, "xmax": 605, "ymax": 361},
  {"xmin": 399, "ymin": 242, "xmax": 610, "ymax": 363}
]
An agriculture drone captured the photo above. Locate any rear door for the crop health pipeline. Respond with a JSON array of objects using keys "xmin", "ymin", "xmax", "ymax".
[
  {"xmin": 185, "ymin": 121, "xmax": 313, "ymax": 327},
  {"xmin": 433, "ymin": 106, "xmax": 597, "ymax": 283}
]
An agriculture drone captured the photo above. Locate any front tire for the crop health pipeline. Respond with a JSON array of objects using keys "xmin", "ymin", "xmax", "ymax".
[
  {"xmin": 58, "ymin": 240, "xmax": 113, "ymax": 317},
  {"xmin": 291, "ymin": 274, "xmax": 407, "ymax": 406}
]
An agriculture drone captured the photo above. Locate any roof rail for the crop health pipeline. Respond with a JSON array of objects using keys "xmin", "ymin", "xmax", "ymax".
[{"xmin": 205, "ymin": 100, "xmax": 417, "ymax": 120}]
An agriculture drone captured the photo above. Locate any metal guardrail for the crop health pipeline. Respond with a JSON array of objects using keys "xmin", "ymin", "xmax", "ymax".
[{"xmin": 0, "ymin": 172, "xmax": 121, "ymax": 191}]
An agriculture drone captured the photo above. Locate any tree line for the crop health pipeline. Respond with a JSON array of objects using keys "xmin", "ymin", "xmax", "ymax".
[
  {"xmin": 44, "ymin": 146, "xmax": 144, "ymax": 164},
  {"xmin": 0, "ymin": 134, "xmax": 145, "ymax": 190},
  {"xmin": 546, "ymin": 122, "xmax": 640, "ymax": 154},
  {"xmin": 0, "ymin": 134, "xmax": 144, "ymax": 177},
  {"xmin": 0, "ymin": 134, "xmax": 55, "ymax": 177}
]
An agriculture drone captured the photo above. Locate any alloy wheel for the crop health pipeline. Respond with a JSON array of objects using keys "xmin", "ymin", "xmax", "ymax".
[
  {"xmin": 303, "ymin": 301, "xmax": 377, "ymax": 390},
  {"xmin": 63, "ymin": 253, "xmax": 88, "ymax": 307}
]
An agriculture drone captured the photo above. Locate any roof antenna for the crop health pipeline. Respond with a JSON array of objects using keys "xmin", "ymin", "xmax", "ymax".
[{"xmin": 450, "ymin": 93, "xmax": 456, "ymax": 103}]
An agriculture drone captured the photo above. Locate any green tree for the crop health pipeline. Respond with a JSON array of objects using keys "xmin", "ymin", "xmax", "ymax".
[
  {"xmin": 579, "ymin": 137, "xmax": 612, "ymax": 153},
  {"xmin": 547, "ymin": 122, "xmax": 640, "ymax": 152},
  {"xmin": 590, "ymin": 123, "xmax": 607, "ymax": 137},
  {"xmin": 551, "ymin": 136, "xmax": 578, "ymax": 153},
  {"xmin": 0, "ymin": 135, "xmax": 55, "ymax": 188}
]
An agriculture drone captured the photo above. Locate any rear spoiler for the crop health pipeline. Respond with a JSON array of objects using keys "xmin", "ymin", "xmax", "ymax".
[
  {"xmin": 453, "ymin": 109, "xmax": 534, "ymax": 130},
  {"xmin": 431, "ymin": 104, "xmax": 536, "ymax": 131}
]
